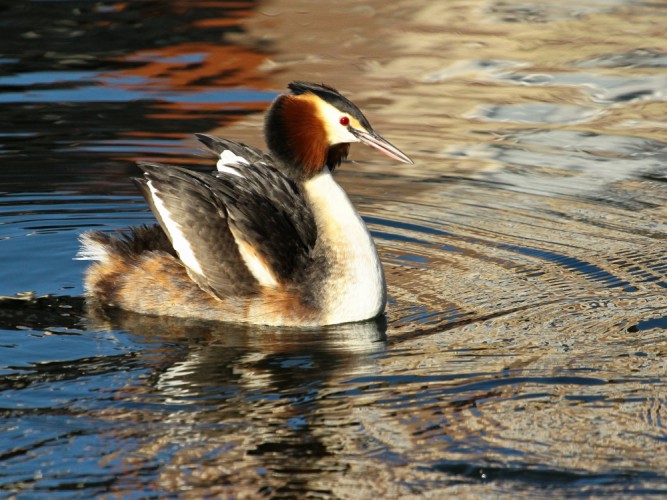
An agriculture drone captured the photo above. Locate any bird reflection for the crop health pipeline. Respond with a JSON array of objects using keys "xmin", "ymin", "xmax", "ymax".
[
  {"xmin": 87, "ymin": 302, "xmax": 385, "ymax": 389},
  {"xmin": 1, "ymin": 293, "xmax": 387, "ymax": 496},
  {"xmin": 86, "ymin": 303, "xmax": 387, "ymax": 496}
]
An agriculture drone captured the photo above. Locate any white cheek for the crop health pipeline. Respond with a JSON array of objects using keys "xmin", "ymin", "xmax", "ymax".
[
  {"xmin": 330, "ymin": 125, "xmax": 358, "ymax": 145},
  {"xmin": 318, "ymin": 101, "xmax": 360, "ymax": 145}
]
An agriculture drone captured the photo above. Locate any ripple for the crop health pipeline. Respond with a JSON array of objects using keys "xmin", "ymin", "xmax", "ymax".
[
  {"xmin": 497, "ymin": 70, "xmax": 667, "ymax": 105},
  {"xmin": 0, "ymin": 85, "xmax": 275, "ymax": 104},
  {"xmin": 575, "ymin": 48, "xmax": 667, "ymax": 69},
  {"xmin": 469, "ymin": 103, "xmax": 601, "ymax": 125},
  {"xmin": 0, "ymin": 193, "xmax": 155, "ymax": 296},
  {"xmin": 486, "ymin": 0, "xmax": 615, "ymax": 23},
  {"xmin": 430, "ymin": 460, "xmax": 663, "ymax": 490}
]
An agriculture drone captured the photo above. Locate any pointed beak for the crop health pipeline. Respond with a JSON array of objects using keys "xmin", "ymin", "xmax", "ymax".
[{"xmin": 350, "ymin": 128, "xmax": 414, "ymax": 164}]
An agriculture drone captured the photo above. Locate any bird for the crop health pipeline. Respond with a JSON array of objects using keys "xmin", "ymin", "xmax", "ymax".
[{"xmin": 78, "ymin": 81, "xmax": 413, "ymax": 327}]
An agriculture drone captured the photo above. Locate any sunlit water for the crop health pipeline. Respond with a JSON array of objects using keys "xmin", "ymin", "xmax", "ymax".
[{"xmin": 2, "ymin": 0, "xmax": 667, "ymax": 497}]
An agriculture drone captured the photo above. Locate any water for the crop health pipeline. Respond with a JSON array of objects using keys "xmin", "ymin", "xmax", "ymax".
[{"xmin": 2, "ymin": 0, "xmax": 667, "ymax": 496}]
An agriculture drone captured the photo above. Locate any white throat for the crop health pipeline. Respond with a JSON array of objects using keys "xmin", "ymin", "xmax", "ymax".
[{"xmin": 303, "ymin": 168, "xmax": 386, "ymax": 323}]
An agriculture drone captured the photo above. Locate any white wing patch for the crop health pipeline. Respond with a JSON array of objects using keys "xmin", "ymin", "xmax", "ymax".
[
  {"xmin": 217, "ymin": 150, "xmax": 248, "ymax": 178},
  {"xmin": 229, "ymin": 226, "xmax": 279, "ymax": 288},
  {"xmin": 215, "ymin": 149, "xmax": 278, "ymax": 287},
  {"xmin": 147, "ymin": 180, "xmax": 205, "ymax": 276}
]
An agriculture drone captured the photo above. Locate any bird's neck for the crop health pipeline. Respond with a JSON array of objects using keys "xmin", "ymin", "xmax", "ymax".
[{"xmin": 302, "ymin": 168, "xmax": 386, "ymax": 323}]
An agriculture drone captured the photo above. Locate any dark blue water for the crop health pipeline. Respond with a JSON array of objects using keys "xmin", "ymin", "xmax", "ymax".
[{"xmin": 2, "ymin": 0, "xmax": 667, "ymax": 497}]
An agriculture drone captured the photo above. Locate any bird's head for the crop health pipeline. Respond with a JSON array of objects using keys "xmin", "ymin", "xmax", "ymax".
[{"xmin": 265, "ymin": 81, "xmax": 413, "ymax": 179}]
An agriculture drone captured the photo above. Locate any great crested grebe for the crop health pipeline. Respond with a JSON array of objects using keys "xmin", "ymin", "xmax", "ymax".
[{"xmin": 79, "ymin": 81, "xmax": 413, "ymax": 326}]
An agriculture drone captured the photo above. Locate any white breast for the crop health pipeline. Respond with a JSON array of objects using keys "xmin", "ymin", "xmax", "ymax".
[{"xmin": 303, "ymin": 168, "xmax": 386, "ymax": 323}]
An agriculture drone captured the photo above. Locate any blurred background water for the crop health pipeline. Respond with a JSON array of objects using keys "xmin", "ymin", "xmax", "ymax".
[{"xmin": 2, "ymin": 0, "xmax": 667, "ymax": 497}]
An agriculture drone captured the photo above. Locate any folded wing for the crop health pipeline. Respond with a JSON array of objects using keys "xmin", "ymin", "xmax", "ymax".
[{"xmin": 136, "ymin": 144, "xmax": 317, "ymax": 299}]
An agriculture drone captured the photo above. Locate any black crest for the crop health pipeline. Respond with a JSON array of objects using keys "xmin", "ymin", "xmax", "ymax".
[{"xmin": 288, "ymin": 81, "xmax": 372, "ymax": 130}]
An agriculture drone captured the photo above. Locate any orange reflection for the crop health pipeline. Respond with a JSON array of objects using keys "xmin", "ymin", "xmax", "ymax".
[{"xmin": 112, "ymin": 42, "xmax": 268, "ymax": 91}]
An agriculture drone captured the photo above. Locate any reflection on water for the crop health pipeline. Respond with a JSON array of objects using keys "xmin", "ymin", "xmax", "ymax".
[
  {"xmin": 2, "ymin": 0, "xmax": 667, "ymax": 496},
  {"xmin": 1, "ymin": 295, "xmax": 387, "ymax": 496},
  {"xmin": 0, "ymin": 0, "xmax": 270, "ymax": 194}
]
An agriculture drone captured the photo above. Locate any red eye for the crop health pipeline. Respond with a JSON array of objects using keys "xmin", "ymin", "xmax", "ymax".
[{"xmin": 339, "ymin": 116, "xmax": 350, "ymax": 126}]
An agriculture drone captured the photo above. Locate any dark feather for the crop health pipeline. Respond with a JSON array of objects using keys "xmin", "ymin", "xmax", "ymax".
[
  {"xmin": 288, "ymin": 81, "xmax": 373, "ymax": 131},
  {"xmin": 211, "ymin": 160, "xmax": 318, "ymax": 282},
  {"xmin": 133, "ymin": 177, "xmax": 160, "ymax": 221},
  {"xmin": 84, "ymin": 225, "xmax": 176, "ymax": 259},
  {"xmin": 137, "ymin": 162, "xmax": 259, "ymax": 298},
  {"xmin": 136, "ymin": 158, "xmax": 318, "ymax": 296},
  {"xmin": 195, "ymin": 133, "xmax": 271, "ymax": 165}
]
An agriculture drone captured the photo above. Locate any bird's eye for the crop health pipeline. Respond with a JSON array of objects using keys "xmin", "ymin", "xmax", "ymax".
[{"xmin": 339, "ymin": 116, "xmax": 350, "ymax": 126}]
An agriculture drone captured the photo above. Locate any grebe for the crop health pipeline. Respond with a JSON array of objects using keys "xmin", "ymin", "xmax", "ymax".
[{"xmin": 78, "ymin": 81, "xmax": 412, "ymax": 326}]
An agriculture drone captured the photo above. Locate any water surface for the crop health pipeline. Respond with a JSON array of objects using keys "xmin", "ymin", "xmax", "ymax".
[{"xmin": 2, "ymin": 0, "xmax": 667, "ymax": 497}]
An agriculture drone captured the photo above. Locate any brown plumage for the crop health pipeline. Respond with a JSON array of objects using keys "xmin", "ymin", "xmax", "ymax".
[
  {"xmin": 82, "ymin": 228, "xmax": 320, "ymax": 324},
  {"xmin": 280, "ymin": 94, "xmax": 328, "ymax": 176}
]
